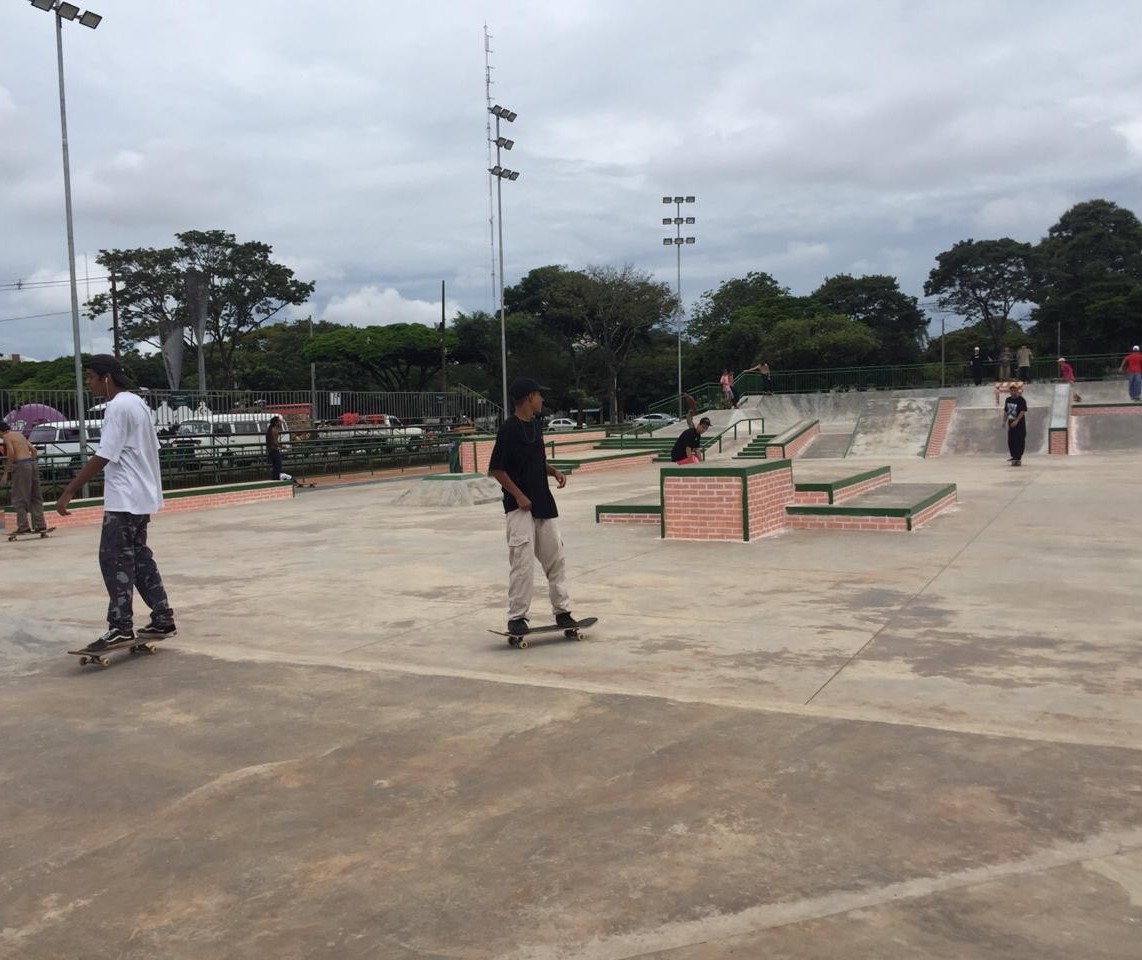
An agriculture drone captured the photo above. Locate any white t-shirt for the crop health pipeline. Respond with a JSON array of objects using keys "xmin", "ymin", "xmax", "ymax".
[{"xmin": 96, "ymin": 391, "xmax": 164, "ymax": 515}]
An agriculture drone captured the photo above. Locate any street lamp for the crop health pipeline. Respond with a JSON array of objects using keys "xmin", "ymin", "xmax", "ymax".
[
  {"xmin": 662, "ymin": 195, "xmax": 696, "ymax": 416},
  {"xmin": 27, "ymin": 0, "xmax": 102, "ymax": 471},
  {"xmin": 489, "ymin": 104, "xmax": 519, "ymax": 419}
]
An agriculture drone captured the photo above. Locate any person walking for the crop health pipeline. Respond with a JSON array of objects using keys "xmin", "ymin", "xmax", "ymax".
[
  {"xmin": 1016, "ymin": 344, "xmax": 1033, "ymax": 382},
  {"xmin": 487, "ymin": 376, "xmax": 579, "ymax": 637},
  {"xmin": 970, "ymin": 347, "xmax": 985, "ymax": 386},
  {"xmin": 266, "ymin": 415, "xmax": 284, "ymax": 480},
  {"xmin": 1120, "ymin": 345, "xmax": 1142, "ymax": 401},
  {"xmin": 1058, "ymin": 357, "xmax": 1082, "ymax": 402},
  {"xmin": 1003, "ymin": 382, "xmax": 1028, "ymax": 466},
  {"xmin": 55, "ymin": 355, "xmax": 177, "ymax": 651},
  {"xmin": 0, "ymin": 420, "xmax": 48, "ymax": 535}
]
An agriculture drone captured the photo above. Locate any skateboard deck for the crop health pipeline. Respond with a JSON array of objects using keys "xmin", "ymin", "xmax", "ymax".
[
  {"xmin": 489, "ymin": 616, "xmax": 597, "ymax": 649},
  {"xmin": 8, "ymin": 526, "xmax": 55, "ymax": 542},
  {"xmin": 67, "ymin": 634, "xmax": 169, "ymax": 668}
]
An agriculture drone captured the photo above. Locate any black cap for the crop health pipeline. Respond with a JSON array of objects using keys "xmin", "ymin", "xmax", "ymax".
[
  {"xmin": 86, "ymin": 353, "xmax": 132, "ymax": 387},
  {"xmin": 507, "ymin": 376, "xmax": 548, "ymax": 402}
]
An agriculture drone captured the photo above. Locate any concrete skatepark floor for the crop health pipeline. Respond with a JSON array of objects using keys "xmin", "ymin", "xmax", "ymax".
[{"xmin": 2, "ymin": 450, "xmax": 1141, "ymax": 959}]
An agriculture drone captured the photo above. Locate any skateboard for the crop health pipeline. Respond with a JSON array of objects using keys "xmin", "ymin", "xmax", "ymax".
[
  {"xmin": 8, "ymin": 526, "xmax": 55, "ymax": 542},
  {"xmin": 489, "ymin": 617, "xmax": 598, "ymax": 649},
  {"xmin": 68, "ymin": 634, "xmax": 169, "ymax": 668}
]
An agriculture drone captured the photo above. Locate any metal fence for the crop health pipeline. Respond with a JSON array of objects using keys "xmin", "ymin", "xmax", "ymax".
[
  {"xmin": 1, "ymin": 384, "xmax": 502, "ymax": 432},
  {"xmin": 647, "ymin": 352, "xmax": 1130, "ymax": 415}
]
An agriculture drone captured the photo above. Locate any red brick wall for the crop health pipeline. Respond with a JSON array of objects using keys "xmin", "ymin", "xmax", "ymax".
[
  {"xmin": 4, "ymin": 484, "xmax": 294, "ymax": 532},
  {"xmin": 663, "ymin": 476, "xmax": 744, "ymax": 540},
  {"xmin": 909, "ymin": 491, "xmax": 957, "ymax": 529},
  {"xmin": 460, "ymin": 431, "xmax": 609, "ymax": 472},
  {"xmin": 1071, "ymin": 405, "xmax": 1142, "ymax": 417},
  {"xmin": 792, "ymin": 490, "xmax": 831, "ymax": 504},
  {"xmin": 746, "ymin": 465, "xmax": 795, "ymax": 538},
  {"xmin": 766, "ymin": 422, "xmax": 820, "ymax": 460},
  {"xmin": 1049, "ymin": 429, "xmax": 1068, "ymax": 455},
  {"xmin": 597, "ymin": 512, "xmax": 660, "ymax": 525},
  {"xmin": 925, "ymin": 399, "xmax": 957, "ymax": 457},
  {"xmin": 787, "ymin": 515, "xmax": 908, "ymax": 532}
]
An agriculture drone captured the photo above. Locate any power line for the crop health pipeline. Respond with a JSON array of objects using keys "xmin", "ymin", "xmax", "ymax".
[
  {"xmin": 0, "ymin": 310, "xmax": 75, "ymax": 324},
  {"xmin": 0, "ymin": 276, "xmax": 111, "ymax": 292}
]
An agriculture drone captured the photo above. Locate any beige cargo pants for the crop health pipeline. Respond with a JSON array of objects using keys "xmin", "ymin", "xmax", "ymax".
[{"xmin": 505, "ymin": 509, "xmax": 571, "ymax": 623}]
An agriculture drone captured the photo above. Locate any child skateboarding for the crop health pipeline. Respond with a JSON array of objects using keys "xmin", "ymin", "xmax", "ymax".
[{"xmin": 487, "ymin": 377, "xmax": 580, "ymax": 638}]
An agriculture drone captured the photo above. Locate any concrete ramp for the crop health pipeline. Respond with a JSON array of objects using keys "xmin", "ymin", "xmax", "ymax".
[
  {"xmin": 847, "ymin": 397, "xmax": 935, "ymax": 457},
  {"xmin": 800, "ymin": 432, "xmax": 854, "ymax": 459},
  {"xmin": 1073, "ymin": 412, "xmax": 1142, "ymax": 453},
  {"xmin": 944, "ymin": 407, "xmax": 1047, "ymax": 456}
]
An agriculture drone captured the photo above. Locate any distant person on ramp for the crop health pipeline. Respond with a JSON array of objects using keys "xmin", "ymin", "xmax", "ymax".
[
  {"xmin": 487, "ymin": 377, "xmax": 579, "ymax": 638},
  {"xmin": 970, "ymin": 347, "xmax": 985, "ymax": 386},
  {"xmin": 743, "ymin": 360, "xmax": 774, "ymax": 394},
  {"xmin": 55, "ymin": 355, "xmax": 177, "ymax": 652},
  {"xmin": 1003, "ymin": 382, "xmax": 1028, "ymax": 467},
  {"xmin": 1016, "ymin": 344, "xmax": 1034, "ymax": 382},
  {"xmin": 266, "ymin": 415, "xmax": 284, "ymax": 480},
  {"xmin": 1058, "ymin": 358, "xmax": 1082, "ymax": 403},
  {"xmin": 1120, "ymin": 345, "xmax": 1142, "ymax": 401},
  {"xmin": 720, "ymin": 368, "xmax": 736, "ymax": 408}
]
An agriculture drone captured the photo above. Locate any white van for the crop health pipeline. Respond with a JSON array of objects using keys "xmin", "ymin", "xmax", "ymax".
[
  {"xmin": 162, "ymin": 413, "xmax": 289, "ymax": 466},
  {"xmin": 27, "ymin": 420, "xmax": 103, "ymax": 476}
]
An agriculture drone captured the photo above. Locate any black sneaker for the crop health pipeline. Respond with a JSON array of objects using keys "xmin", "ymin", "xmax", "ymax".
[
  {"xmin": 555, "ymin": 612, "xmax": 579, "ymax": 629},
  {"xmin": 137, "ymin": 622, "xmax": 177, "ymax": 638},
  {"xmin": 507, "ymin": 618, "xmax": 530, "ymax": 636},
  {"xmin": 85, "ymin": 627, "xmax": 135, "ymax": 652}
]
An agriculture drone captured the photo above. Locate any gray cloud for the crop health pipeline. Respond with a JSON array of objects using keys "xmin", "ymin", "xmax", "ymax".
[{"xmin": 2, "ymin": 0, "xmax": 1142, "ymax": 361}]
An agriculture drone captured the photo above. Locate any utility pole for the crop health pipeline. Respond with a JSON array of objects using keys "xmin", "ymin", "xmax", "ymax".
[
  {"xmin": 440, "ymin": 280, "xmax": 447, "ymax": 390},
  {"xmin": 109, "ymin": 271, "xmax": 120, "ymax": 359}
]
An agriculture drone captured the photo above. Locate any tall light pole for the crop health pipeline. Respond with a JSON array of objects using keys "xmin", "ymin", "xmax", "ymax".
[
  {"xmin": 28, "ymin": 0, "xmax": 102, "ymax": 464},
  {"xmin": 489, "ymin": 104, "xmax": 519, "ymax": 419},
  {"xmin": 662, "ymin": 196, "xmax": 696, "ymax": 416}
]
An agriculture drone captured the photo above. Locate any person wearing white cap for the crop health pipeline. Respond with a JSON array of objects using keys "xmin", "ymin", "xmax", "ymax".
[{"xmin": 1120, "ymin": 346, "xmax": 1142, "ymax": 401}]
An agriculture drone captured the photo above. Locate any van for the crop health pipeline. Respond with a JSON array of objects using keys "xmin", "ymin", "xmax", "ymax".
[
  {"xmin": 162, "ymin": 413, "xmax": 289, "ymax": 466},
  {"xmin": 27, "ymin": 420, "xmax": 103, "ymax": 477}
]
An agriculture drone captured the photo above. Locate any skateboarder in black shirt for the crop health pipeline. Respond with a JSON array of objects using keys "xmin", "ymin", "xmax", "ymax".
[
  {"xmin": 488, "ymin": 377, "xmax": 578, "ymax": 637},
  {"xmin": 670, "ymin": 405, "xmax": 711, "ymax": 464}
]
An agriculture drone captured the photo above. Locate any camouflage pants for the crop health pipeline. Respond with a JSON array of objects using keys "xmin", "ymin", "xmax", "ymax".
[{"xmin": 99, "ymin": 512, "xmax": 174, "ymax": 631}]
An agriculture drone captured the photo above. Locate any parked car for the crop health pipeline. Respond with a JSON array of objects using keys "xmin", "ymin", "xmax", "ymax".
[
  {"xmin": 546, "ymin": 418, "xmax": 578, "ymax": 432},
  {"xmin": 161, "ymin": 413, "xmax": 289, "ymax": 467},
  {"xmin": 632, "ymin": 412, "xmax": 678, "ymax": 427},
  {"xmin": 27, "ymin": 419, "xmax": 103, "ymax": 478}
]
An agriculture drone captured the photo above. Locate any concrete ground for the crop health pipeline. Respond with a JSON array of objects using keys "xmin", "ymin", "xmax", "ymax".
[{"xmin": 2, "ymin": 447, "xmax": 1142, "ymax": 959}]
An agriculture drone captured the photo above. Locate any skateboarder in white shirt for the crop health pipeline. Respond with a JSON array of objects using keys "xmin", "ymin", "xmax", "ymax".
[{"xmin": 56, "ymin": 355, "xmax": 177, "ymax": 652}]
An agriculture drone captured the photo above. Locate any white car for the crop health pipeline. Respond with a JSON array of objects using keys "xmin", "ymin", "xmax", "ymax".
[
  {"xmin": 546, "ymin": 418, "xmax": 577, "ymax": 432},
  {"xmin": 632, "ymin": 412, "xmax": 678, "ymax": 427}
]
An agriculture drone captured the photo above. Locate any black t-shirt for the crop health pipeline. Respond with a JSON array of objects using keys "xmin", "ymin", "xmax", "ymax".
[
  {"xmin": 670, "ymin": 427, "xmax": 702, "ymax": 462},
  {"xmin": 1004, "ymin": 395, "xmax": 1027, "ymax": 428},
  {"xmin": 488, "ymin": 415, "xmax": 558, "ymax": 517}
]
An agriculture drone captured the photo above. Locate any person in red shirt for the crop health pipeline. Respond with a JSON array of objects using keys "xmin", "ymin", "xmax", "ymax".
[
  {"xmin": 1058, "ymin": 357, "xmax": 1082, "ymax": 403},
  {"xmin": 1120, "ymin": 346, "xmax": 1142, "ymax": 401}
]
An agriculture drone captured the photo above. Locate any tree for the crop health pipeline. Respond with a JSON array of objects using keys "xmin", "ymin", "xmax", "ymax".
[
  {"xmin": 301, "ymin": 324, "xmax": 446, "ymax": 391},
  {"xmin": 760, "ymin": 313, "xmax": 880, "ymax": 369},
  {"xmin": 687, "ymin": 271, "xmax": 795, "ymax": 342},
  {"xmin": 924, "ymin": 239, "xmax": 1033, "ymax": 356},
  {"xmin": 1028, "ymin": 199, "xmax": 1142, "ymax": 354},
  {"xmin": 86, "ymin": 229, "xmax": 314, "ymax": 388},
  {"xmin": 813, "ymin": 274, "xmax": 928, "ymax": 364},
  {"xmin": 573, "ymin": 265, "xmax": 675, "ymax": 421}
]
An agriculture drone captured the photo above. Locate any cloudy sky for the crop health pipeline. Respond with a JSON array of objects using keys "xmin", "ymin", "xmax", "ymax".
[{"xmin": 2, "ymin": 0, "xmax": 1141, "ymax": 360}]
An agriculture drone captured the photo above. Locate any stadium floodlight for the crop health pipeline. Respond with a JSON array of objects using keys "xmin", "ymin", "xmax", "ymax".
[
  {"xmin": 660, "ymin": 194, "xmax": 697, "ymax": 416},
  {"xmin": 25, "ymin": 0, "xmax": 105, "ymax": 490},
  {"xmin": 489, "ymin": 103, "xmax": 520, "ymax": 415}
]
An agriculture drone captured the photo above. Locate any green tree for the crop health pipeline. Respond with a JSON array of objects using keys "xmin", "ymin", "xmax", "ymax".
[
  {"xmin": 924, "ymin": 239, "xmax": 1033, "ymax": 356},
  {"xmin": 760, "ymin": 313, "xmax": 880, "ymax": 369},
  {"xmin": 86, "ymin": 229, "xmax": 314, "ymax": 388},
  {"xmin": 687, "ymin": 271, "xmax": 795, "ymax": 343},
  {"xmin": 1028, "ymin": 199, "xmax": 1142, "ymax": 354},
  {"xmin": 813, "ymin": 274, "xmax": 927, "ymax": 364},
  {"xmin": 301, "ymin": 323, "xmax": 447, "ymax": 391}
]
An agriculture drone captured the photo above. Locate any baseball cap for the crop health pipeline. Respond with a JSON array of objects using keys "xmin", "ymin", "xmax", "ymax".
[
  {"xmin": 1058, "ymin": 357, "xmax": 1066, "ymax": 363},
  {"xmin": 507, "ymin": 376, "xmax": 548, "ymax": 402},
  {"xmin": 86, "ymin": 353, "xmax": 133, "ymax": 387},
  {"xmin": 1134, "ymin": 345, "xmax": 1140, "ymax": 351}
]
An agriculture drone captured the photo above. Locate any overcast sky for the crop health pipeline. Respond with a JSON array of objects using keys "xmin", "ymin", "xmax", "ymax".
[{"xmin": 2, "ymin": 0, "xmax": 1141, "ymax": 360}]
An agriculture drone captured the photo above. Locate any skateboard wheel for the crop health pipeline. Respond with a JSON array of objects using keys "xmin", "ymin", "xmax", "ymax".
[
  {"xmin": 98, "ymin": 658, "xmax": 110, "ymax": 668},
  {"xmin": 517, "ymin": 638, "xmax": 529, "ymax": 649},
  {"xmin": 564, "ymin": 629, "xmax": 578, "ymax": 639},
  {"xmin": 79, "ymin": 656, "xmax": 89, "ymax": 666},
  {"xmin": 146, "ymin": 644, "xmax": 157, "ymax": 655}
]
